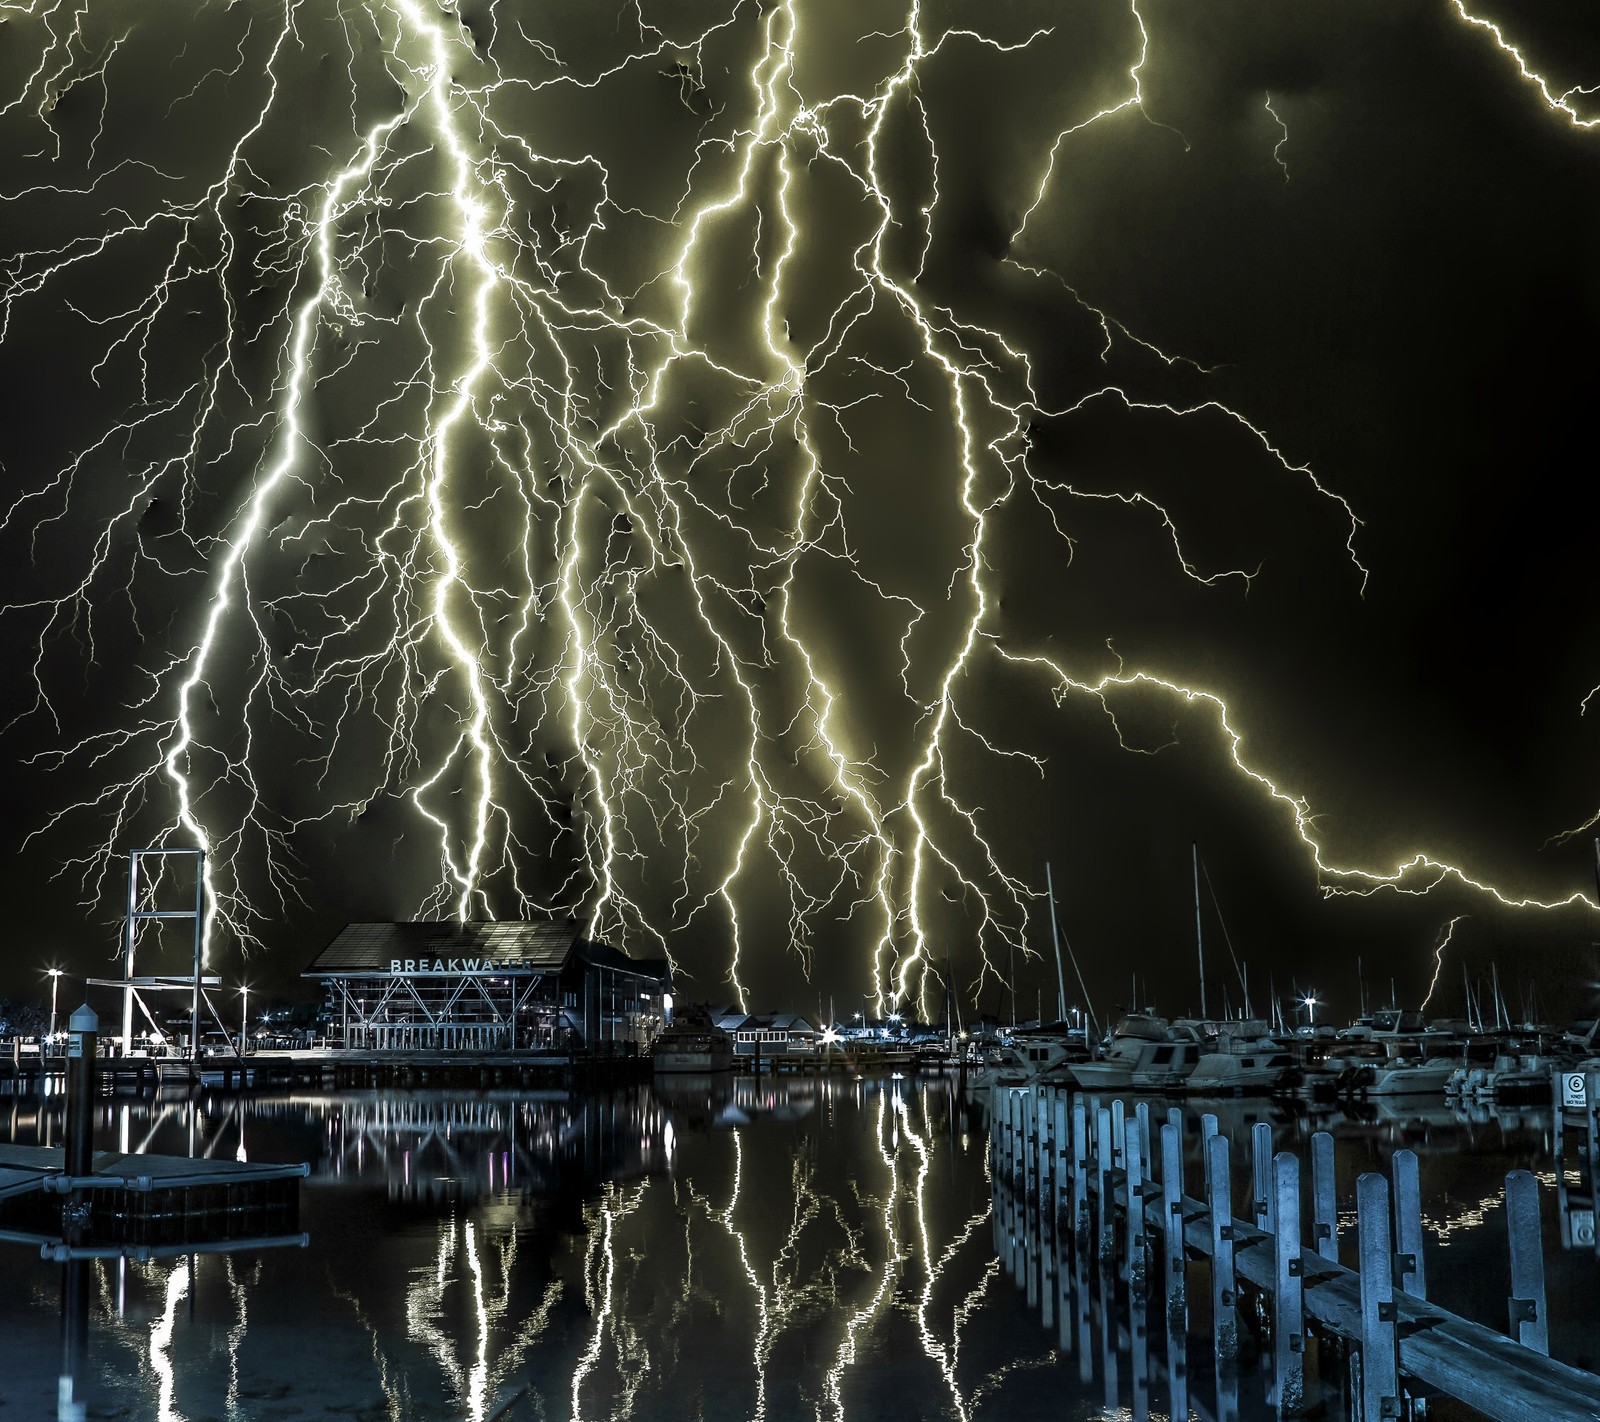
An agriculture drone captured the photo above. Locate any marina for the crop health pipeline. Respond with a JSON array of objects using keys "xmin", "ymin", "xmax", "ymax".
[{"xmin": 0, "ymin": 1061, "xmax": 1595, "ymax": 1419}]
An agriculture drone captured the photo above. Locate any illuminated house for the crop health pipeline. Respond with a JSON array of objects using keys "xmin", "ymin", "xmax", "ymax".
[
  {"xmin": 304, "ymin": 921, "xmax": 671, "ymax": 1053},
  {"xmin": 710, "ymin": 1007, "xmax": 821, "ymax": 1059}
]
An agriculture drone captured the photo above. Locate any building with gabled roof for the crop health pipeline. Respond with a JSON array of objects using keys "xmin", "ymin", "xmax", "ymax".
[
  {"xmin": 709, "ymin": 1006, "xmax": 819, "ymax": 1059},
  {"xmin": 304, "ymin": 921, "xmax": 671, "ymax": 1053}
]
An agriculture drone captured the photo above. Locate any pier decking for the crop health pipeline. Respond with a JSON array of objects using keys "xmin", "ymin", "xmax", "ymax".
[
  {"xmin": 989, "ymin": 1077, "xmax": 1600, "ymax": 1420},
  {"xmin": 0, "ymin": 1142, "xmax": 306, "ymax": 1253},
  {"xmin": 0, "ymin": 1045, "xmax": 656, "ymax": 1094}
]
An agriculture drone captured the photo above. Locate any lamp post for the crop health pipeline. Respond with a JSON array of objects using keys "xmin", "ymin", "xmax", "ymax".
[
  {"xmin": 239, "ymin": 983, "xmax": 250, "ymax": 1057},
  {"xmin": 1301, "ymin": 992, "xmax": 1319, "ymax": 1028},
  {"xmin": 46, "ymin": 968, "xmax": 63, "ymax": 1047}
]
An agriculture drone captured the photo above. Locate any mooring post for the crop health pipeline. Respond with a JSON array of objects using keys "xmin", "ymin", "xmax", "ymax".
[
  {"xmin": 1054, "ymin": 1091, "xmax": 1071, "ymax": 1352},
  {"xmin": 1073, "ymin": 1094, "xmax": 1092, "ymax": 1378},
  {"xmin": 1391, "ymin": 1149, "xmax": 1426, "ymax": 1300},
  {"xmin": 1024, "ymin": 1090, "xmax": 1039, "ymax": 1307},
  {"xmin": 1253, "ymin": 1121, "xmax": 1275, "ymax": 1234},
  {"xmin": 1126, "ymin": 1105, "xmax": 1146, "ymax": 1271},
  {"xmin": 1160, "ymin": 1120, "xmax": 1189, "ymax": 1422},
  {"xmin": 1096, "ymin": 1103, "xmax": 1117, "ymax": 1397},
  {"xmin": 1114, "ymin": 1101, "xmax": 1134, "ymax": 1288},
  {"xmin": 1038, "ymin": 1092, "xmax": 1054, "ymax": 1327},
  {"xmin": 1504, "ymin": 1169, "xmax": 1549, "ymax": 1355},
  {"xmin": 1357, "ymin": 1172, "xmax": 1399, "ymax": 1422},
  {"xmin": 64, "ymin": 1004, "xmax": 97, "ymax": 1184},
  {"xmin": 1207, "ymin": 1132, "xmax": 1238, "ymax": 1371},
  {"xmin": 1011, "ymin": 1092, "xmax": 1027, "ymax": 1288},
  {"xmin": 59, "ymin": 1003, "xmax": 98, "ymax": 1422},
  {"xmin": 1311, "ymin": 1130, "xmax": 1339, "ymax": 1265},
  {"xmin": 1201, "ymin": 1112, "xmax": 1219, "ymax": 1200},
  {"xmin": 1273, "ymin": 1151, "xmax": 1306, "ymax": 1416},
  {"xmin": 1136, "ymin": 1100, "xmax": 1152, "ymax": 1180},
  {"xmin": 1126, "ymin": 1113, "xmax": 1150, "ymax": 1420},
  {"xmin": 1096, "ymin": 1106, "xmax": 1115, "ymax": 1266}
]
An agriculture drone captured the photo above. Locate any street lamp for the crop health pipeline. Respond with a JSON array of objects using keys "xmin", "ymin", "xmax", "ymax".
[
  {"xmin": 46, "ymin": 968, "xmax": 63, "ymax": 1046},
  {"xmin": 1301, "ymin": 992, "xmax": 1319, "ymax": 1028},
  {"xmin": 239, "ymin": 983, "xmax": 250, "ymax": 1056}
]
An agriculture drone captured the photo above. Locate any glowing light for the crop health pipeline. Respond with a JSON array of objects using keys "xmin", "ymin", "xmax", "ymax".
[
  {"xmin": 1421, "ymin": 916, "xmax": 1468, "ymax": 1013},
  {"xmin": 0, "ymin": 0, "xmax": 1593, "ymax": 1018}
]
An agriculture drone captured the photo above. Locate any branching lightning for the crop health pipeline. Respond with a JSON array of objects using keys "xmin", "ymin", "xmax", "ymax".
[
  {"xmin": 0, "ymin": 0, "xmax": 1595, "ymax": 1014},
  {"xmin": 1420, "ymin": 913, "xmax": 1467, "ymax": 1013}
]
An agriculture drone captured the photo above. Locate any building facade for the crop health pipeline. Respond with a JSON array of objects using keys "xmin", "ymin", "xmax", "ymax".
[{"xmin": 305, "ymin": 921, "xmax": 670, "ymax": 1053}]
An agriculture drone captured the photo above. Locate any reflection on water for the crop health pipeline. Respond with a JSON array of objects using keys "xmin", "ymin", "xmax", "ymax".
[{"xmin": 0, "ymin": 1080, "xmax": 1589, "ymax": 1420}]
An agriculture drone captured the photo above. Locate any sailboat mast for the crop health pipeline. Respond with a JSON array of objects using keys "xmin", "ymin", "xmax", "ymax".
[
  {"xmin": 1046, "ymin": 862, "xmax": 1068, "ymax": 1023},
  {"xmin": 1192, "ymin": 842, "xmax": 1208, "ymax": 1019}
]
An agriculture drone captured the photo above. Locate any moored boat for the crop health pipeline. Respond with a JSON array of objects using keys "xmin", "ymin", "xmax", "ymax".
[{"xmin": 652, "ymin": 1011, "xmax": 734, "ymax": 1074}]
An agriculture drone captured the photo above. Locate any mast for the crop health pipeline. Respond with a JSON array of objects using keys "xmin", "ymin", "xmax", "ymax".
[
  {"xmin": 1046, "ymin": 862, "xmax": 1069, "ymax": 1023},
  {"xmin": 1192, "ymin": 842, "xmax": 1208, "ymax": 1019}
]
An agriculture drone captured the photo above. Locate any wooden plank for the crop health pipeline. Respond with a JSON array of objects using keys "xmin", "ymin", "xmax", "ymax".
[{"xmin": 1146, "ymin": 1186, "xmax": 1600, "ymax": 1421}]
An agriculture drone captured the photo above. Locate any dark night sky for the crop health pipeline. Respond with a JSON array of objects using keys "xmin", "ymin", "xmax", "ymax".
[{"xmin": 0, "ymin": 0, "xmax": 1597, "ymax": 1024}]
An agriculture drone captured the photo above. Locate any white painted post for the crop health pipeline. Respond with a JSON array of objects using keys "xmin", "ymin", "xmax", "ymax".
[
  {"xmin": 1126, "ymin": 1113, "xmax": 1150, "ymax": 1419},
  {"xmin": 1273, "ymin": 1151, "xmax": 1305, "ymax": 1416},
  {"xmin": 1356, "ymin": 1172, "xmax": 1398, "ymax": 1422},
  {"xmin": 1161, "ymin": 1120, "xmax": 1188, "ymax": 1422},
  {"xmin": 1391, "ymin": 1149, "xmax": 1426, "ymax": 1300},
  {"xmin": 1505, "ymin": 1169, "xmax": 1549, "ymax": 1355},
  {"xmin": 1208, "ymin": 1132, "xmax": 1238, "ymax": 1365},
  {"xmin": 1311, "ymin": 1130, "xmax": 1338, "ymax": 1265},
  {"xmin": 1253, "ymin": 1120, "xmax": 1275, "ymax": 1234}
]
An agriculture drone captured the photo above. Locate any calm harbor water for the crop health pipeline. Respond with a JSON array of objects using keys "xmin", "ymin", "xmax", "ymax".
[{"xmin": 0, "ymin": 1076, "xmax": 1592, "ymax": 1420}]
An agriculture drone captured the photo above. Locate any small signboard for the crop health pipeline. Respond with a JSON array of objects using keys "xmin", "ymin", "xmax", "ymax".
[
  {"xmin": 1573, "ymin": 1210, "xmax": 1596, "ymax": 1250},
  {"xmin": 66, "ymin": 1035, "xmax": 84, "ymax": 1060},
  {"xmin": 1560, "ymin": 1071, "xmax": 1589, "ymax": 1109}
]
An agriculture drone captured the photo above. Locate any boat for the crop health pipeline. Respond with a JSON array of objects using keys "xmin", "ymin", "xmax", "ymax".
[
  {"xmin": 1178, "ymin": 1020, "xmax": 1298, "ymax": 1095},
  {"xmin": 912, "ymin": 1042, "xmax": 963, "ymax": 1073},
  {"xmin": 651, "ymin": 1011, "xmax": 734, "ymax": 1074},
  {"xmin": 966, "ymin": 1030, "xmax": 1088, "ymax": 1101},
  {"xmin": 1061, "ymin": 1012, "xmax": 1185, "ymax": 1092}
]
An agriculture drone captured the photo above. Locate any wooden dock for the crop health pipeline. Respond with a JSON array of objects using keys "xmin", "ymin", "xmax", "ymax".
[
  {"xmin": 990, "ymin": 1079, "xmax": 1600, "ymax": 1420},
  {"xmin": 0, "ymin": 1045, "xmax": 654, "ymax": 1095}
]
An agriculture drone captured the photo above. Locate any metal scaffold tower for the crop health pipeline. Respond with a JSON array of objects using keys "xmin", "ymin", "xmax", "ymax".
[{"xmin": 87, "ymin": 848, "xmax": 223, "ymax": 1060}]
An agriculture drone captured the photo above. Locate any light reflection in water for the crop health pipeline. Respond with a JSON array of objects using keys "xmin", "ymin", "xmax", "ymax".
[
  {"xmin": 148, "ymin": 1263, "xmax": 189, "ymax": 1422},
  {"xmin": 0, "ymin": 1077, "xmax": 1571, "ymax": 1420}
]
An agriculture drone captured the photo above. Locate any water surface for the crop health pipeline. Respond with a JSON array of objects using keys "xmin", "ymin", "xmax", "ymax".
[{"xmin": 0, "ymin": 1079, "xmax": 1591, "ymax": 1420}]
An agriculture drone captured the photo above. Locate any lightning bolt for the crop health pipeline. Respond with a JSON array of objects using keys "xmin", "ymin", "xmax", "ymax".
[
  {"xmin": 1420, "ymin": 913, "xmax": 1467, "ymax": 1013},
  {"xmin": 1449, "ymin": 0, "xmax": 1600, "ymax": 129},
  {"xmin": 0, "ymin": 0, "xmax": 1595, "ymax": 1017}
]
